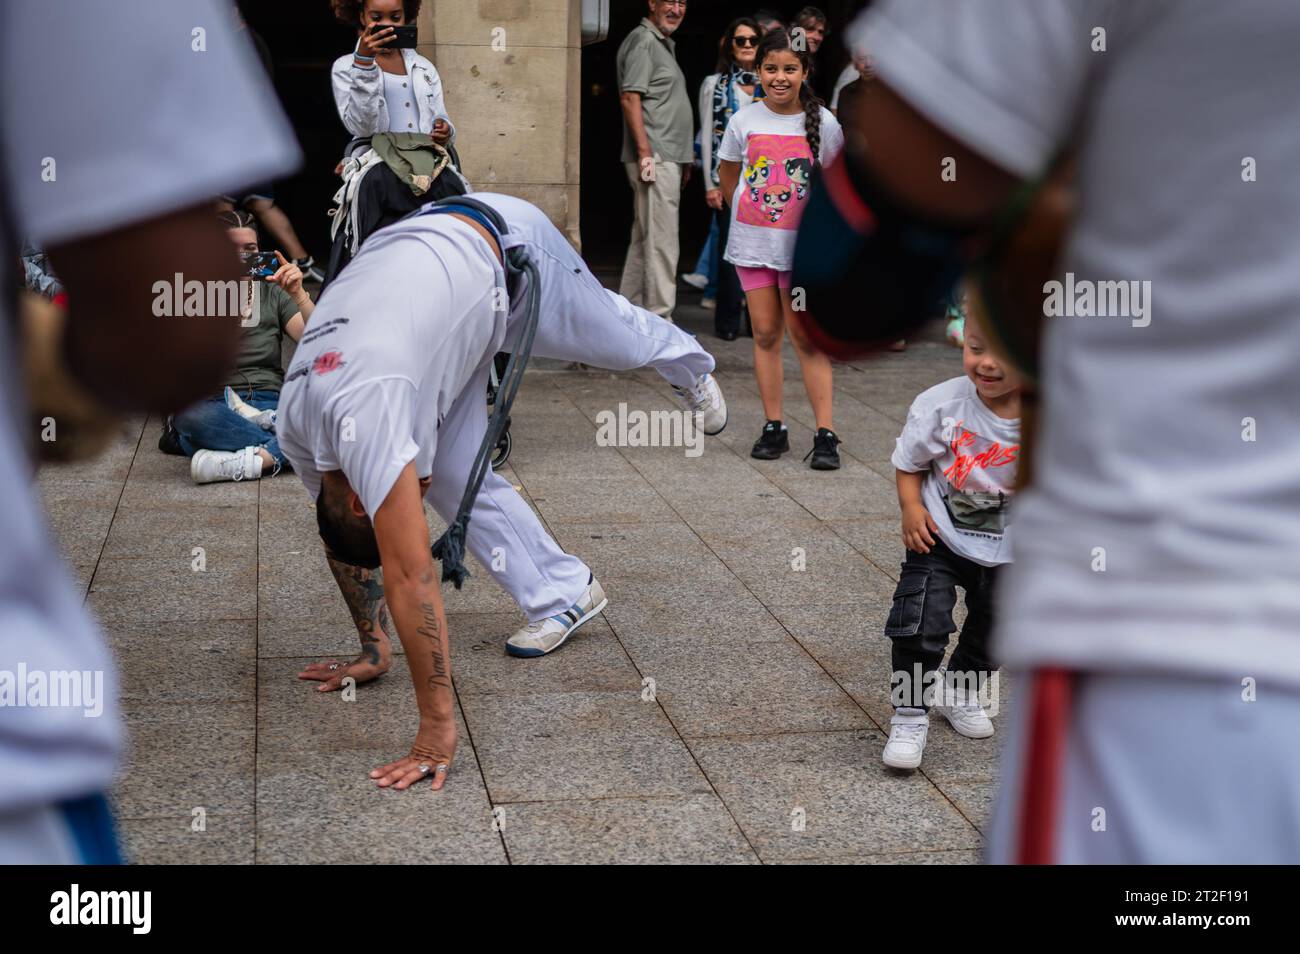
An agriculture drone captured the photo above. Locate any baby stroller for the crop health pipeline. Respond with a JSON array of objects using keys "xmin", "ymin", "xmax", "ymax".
[
  {"xmin": 323, "ymin": 135, "xmax": 468, "ymax": 290},
  {"xmin": 487, "ymin": 351, "xmax": 512, "ymax": 469}
]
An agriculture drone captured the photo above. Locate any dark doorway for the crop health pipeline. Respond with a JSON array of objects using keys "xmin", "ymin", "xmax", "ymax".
[
  {"xmin": 236, "ymin": 2, "xmax": 356, "ymax": 264},
  {"xmin": 579, "ymin": 1, "xmax": 867, "ymax": 271}
]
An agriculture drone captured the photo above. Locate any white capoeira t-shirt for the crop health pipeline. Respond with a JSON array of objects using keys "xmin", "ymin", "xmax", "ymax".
[
  {"xmin": 851, "ymin": 0, "xmax": 1300, "ymax": 685},
  {"xmin": 892, "ymin": 376, "xmax": 1020, "ymax": 567},
  {"xmin": 277, "ymin": 214, "xmax": 508, "ymax": 516}
]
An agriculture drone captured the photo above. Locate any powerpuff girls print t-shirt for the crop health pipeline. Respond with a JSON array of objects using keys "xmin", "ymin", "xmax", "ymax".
[{"xmin": 718, "ymin": 100, "xmax": 843, "ymax": 271}]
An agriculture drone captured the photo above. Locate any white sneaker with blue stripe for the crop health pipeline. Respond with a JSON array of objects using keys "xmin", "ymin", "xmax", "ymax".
[{"xmin": 506, "ymin": 577, "xmax": 608, "ymax": 658}]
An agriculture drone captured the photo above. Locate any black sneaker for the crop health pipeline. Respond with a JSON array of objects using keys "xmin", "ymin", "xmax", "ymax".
[
  {"xmin": 804, "ymin": 427, "xmax": 841, "ymax": 470},
  {"xmin": 750, "ymin": 420, "xmax": 790, "ymax": 460},
  {"xmin": 157, "ymin": 415, "xmax": 184, "ymax": 456}
]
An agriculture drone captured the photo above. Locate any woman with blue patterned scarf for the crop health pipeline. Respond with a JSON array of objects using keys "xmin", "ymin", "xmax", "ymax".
[{"xmin": 697, "ymin": 17, "xmax": 759, "ymax": 340}]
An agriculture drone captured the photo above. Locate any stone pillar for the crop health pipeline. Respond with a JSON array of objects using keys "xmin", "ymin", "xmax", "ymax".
[{"xmin": 418, "ymin": 1, "xmax": 583, "ymax": 249}]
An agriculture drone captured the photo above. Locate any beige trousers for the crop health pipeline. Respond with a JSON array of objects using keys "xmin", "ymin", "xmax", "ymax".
[{"xmin": 619, "ymin": 159, "xmax": 682, "ymax": 321}]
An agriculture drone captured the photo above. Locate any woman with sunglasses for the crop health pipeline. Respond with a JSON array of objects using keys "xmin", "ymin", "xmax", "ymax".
[{"xmin": 698, "ymin": 18, "xmax": 760, "ymax": 340}]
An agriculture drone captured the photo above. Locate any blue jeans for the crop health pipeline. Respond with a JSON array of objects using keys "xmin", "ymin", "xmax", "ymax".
[
  {"xmin": 175, "ymin": 389, "xmax": 286, "ymax": 472},
  {"xmin": 691, "ymin": 217, "xmax": 720, "ymax": 296}
]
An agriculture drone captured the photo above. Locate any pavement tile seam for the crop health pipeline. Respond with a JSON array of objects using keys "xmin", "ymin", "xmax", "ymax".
[
  {"xmin": 506, "ymin": 395, "xmax": 896, "ymax": 751},
  {"xmin": 679, "ymin": 728, "xmax": 986, "ymax": 861},
  {"xmin": 70, "ymin": 417, "xmax": 147, "ymax": 604},
  {"xmin": 629, "ymin": 361, "xmax": 904, "ymax": 478},
  {"xmin": 254, "ymin": 474, "xmax": 264, "ymax": 862},
  {"xmin": 772, "ymin": 847, "xmax": 985, "ymax": 864},
  {"xmin": 491, "ymin": 791, "xmax": 733, "ymax": 807},
  {"xmin": 677, "ymin": 725, "xmax": 879, "ymax": 743},
  {"xmin": 449, "ymin": 687, "xmax": 514, "ymax": 864},
  {"xmin": 505, "ymin": 438, "xmax": 768, "ymax": 860},
  {"xmin": 826, "ymin": 519, "xmax": 908, "ymax": 582}
]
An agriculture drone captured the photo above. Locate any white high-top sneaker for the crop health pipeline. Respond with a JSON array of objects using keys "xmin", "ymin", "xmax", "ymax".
[
  {"xmin": 191, "ymin": 447, "xmax": 263, "ymax": 484},
  {"xmin": 672, "ymin": 373, "xmax": 728, "ymax": 435},
  {"xmin": 882, "ymin": 707, "xmax": 929, "ymax": 770}
]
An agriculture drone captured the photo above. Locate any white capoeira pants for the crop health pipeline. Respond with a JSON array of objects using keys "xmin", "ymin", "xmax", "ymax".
[
  {"xmin": 987, "ymin": 668, "xmax": 1300, "ymax": 864},
  {"xmin": 419, "ymin": 195, "xmax": 716, "ymax": 621}
]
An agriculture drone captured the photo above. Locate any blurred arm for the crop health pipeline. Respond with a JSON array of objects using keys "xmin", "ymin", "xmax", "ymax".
[
  {"xmin": 845, "ymin": 80, "xmax": 1019, "ymax": 225},
  {"xmin": 46, "ymin": 202, "xmax": 244, "ymax": 413}
]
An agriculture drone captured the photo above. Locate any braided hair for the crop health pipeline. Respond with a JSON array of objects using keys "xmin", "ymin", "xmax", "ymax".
[
  {"xmin": 217, "ymin": 209, "xmax": 256, "ymax": 230},
  {"xmin": 754, "ymin": 28, "xmax": 824, "ymax": 163}
]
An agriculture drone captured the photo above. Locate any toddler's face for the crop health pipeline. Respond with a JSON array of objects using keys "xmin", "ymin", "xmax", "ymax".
[{"xmin": 963, "ymin": 319, "xmax": 1021, "ymax": 403}]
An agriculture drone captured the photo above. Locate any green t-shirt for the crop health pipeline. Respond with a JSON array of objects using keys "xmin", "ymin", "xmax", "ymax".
[{"xmin": 222, "ymin": 281, "xmax": 299, "ymax": 394}]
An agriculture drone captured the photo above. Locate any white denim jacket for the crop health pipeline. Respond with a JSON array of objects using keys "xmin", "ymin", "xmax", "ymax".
[{"xmin": 331, "ymin": 47, "xmax": 456, "ymax": 140}]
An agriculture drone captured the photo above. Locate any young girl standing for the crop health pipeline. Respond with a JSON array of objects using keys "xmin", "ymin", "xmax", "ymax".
[{"xmin": 717, "ymin": 29, "xmax": 845, "ymax": 469}]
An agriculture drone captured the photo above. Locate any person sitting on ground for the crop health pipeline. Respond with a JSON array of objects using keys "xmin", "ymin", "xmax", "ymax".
[
  {"xmin": 158, "ymin": 210, "xmax": 315, "ymax": 484},
  {"xmin": 217, "ymin": 190, "xmax": 323, "ymax": 283}
]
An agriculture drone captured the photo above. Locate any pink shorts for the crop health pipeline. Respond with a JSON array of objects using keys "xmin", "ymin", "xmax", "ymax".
[{"xmin": 735, "ymin": 265, "xmax": 793, "ymax": 292}]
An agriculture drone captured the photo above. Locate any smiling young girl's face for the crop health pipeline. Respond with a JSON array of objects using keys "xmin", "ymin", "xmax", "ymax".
[{"xmin": 759, "ymin": 49, "xmax": 806, "ymax": 111}]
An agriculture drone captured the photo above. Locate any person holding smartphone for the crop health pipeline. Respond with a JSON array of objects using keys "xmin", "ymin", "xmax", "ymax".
[
  {"xmin": 158, "ymin": 211, "xmax": 315, "ymax": 485},
  {"xmin": 330, "ymin": 0, "xmax": 454, "ymax": 144}
]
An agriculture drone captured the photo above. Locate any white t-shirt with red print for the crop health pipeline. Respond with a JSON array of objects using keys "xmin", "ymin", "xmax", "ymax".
[
  {"xmin": 718, "ymin": 99, "xmax": 843, "ymax": 272},
  {"xmin": 891, "ymin": 376, "xmax": 1021, "ymax": 567},
  {"xmin": 277, "ymin": 213, "xmax": 508, "ymax": 518}
]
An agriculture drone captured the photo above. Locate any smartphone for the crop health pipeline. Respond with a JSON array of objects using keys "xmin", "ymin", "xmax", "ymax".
[
  {"xmin": 371, "ymin": 23, "xmax": 418, "ymax": 48},
  {"xmin": 243, "ymin": 251, "xmax": 278, "ymax": 278}
]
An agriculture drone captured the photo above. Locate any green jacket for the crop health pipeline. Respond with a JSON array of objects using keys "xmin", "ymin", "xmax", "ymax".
[{"xmin": 371, "ymin": 132, "xmax": 452, "ymax": 195}]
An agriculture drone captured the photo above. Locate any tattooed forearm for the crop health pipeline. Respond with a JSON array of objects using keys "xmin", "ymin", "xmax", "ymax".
[
  {"xmin": 416, "ymin": 600, "xmax": 450, "ymax": 691},
  {"xmin": 326, "ymin": 554, "xmax": 392, "ymax": 658},
  {"xmin": 365, "ymin": 604, "xmax": 393, "ymax": 663}
]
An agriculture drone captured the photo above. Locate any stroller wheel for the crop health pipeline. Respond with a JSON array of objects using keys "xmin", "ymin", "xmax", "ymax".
[{"xmin": 491, "ymin": 428, "xmax": 512, "ymax": 470}]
